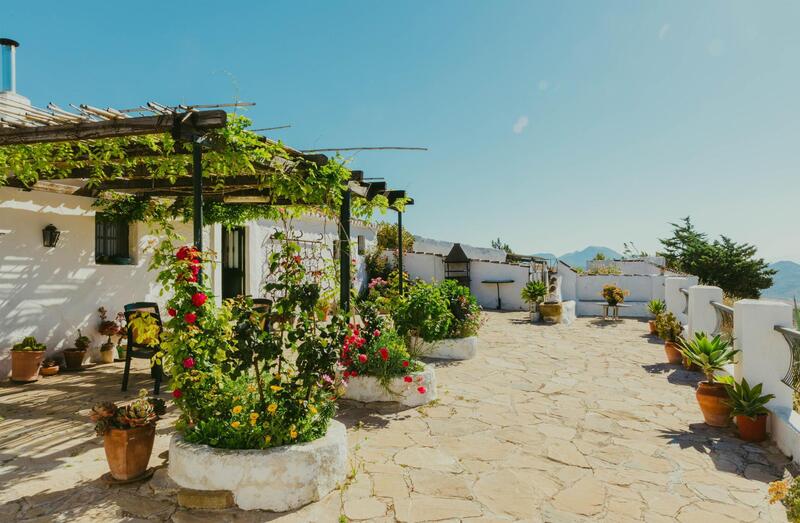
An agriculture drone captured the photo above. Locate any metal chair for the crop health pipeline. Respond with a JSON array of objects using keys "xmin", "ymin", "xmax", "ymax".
[{"xmin": 122, "ymin": 302, "xmax": 164, "ymax": 395}]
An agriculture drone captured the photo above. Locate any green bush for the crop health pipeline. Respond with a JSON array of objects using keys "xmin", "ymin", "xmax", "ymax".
[
  {"xmin": 520, "ymin": 281, "xmax": 547, "ymax": 307},
  {"xmin": 393, "ymin": 282, "xmax": 452, "ymax": 343},
  {"xmin": 439, "ymin": 279, "xmax": 482, "ymax": 338}
]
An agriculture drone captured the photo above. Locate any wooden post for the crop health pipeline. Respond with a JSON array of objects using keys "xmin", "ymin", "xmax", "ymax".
[
  {"xmin": 192, "ymin": 138, "xmax": 204, "ymax": 284},
  {"xmin": 397, "ymin": 209, "xmax": 404, "ymax": 297},
  {"xmin": 339, "ymin": 189, "xmax": 351, "ymax": 313}
]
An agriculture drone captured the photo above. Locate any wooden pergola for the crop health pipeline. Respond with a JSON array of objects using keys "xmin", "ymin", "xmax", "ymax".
[{"xmin": 0, "ymin": 101, "xmax": 413, "ymax": 311}]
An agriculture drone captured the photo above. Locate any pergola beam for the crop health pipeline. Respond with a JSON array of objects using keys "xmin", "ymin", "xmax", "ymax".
[{"xmin": 0, "ymin": 110, "xmax": 227, "ymax": 146}]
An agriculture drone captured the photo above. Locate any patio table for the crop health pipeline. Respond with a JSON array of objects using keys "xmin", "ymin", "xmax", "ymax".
[
  {"xmin": 598, "ymin": 302, "xmax": 631, "ymax": 321},
  {"xmin": 481, "ymin": 279, "xmax": 514, "ymax": 310}
]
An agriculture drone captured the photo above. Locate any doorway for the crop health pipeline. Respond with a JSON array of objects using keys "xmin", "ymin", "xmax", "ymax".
[{"xmin": 221, "ymin": 226, "xmax": 246, "ymax": 299}]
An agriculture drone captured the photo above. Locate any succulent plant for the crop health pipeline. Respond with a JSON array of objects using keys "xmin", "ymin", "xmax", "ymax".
[
  {"xmin": 11, "ymin": 336, "xmax": 46, "ymax": 352},
  {"xmin": 74, "ymin": 329, "xmax": 91, "ymax": 351},
  {"xmin": 89, "ymin": 390, "xmax": 165, "ymax": 436}
]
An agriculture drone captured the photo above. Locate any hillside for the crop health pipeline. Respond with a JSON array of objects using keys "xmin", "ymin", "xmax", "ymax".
[
  {"xmin": 763, "ymin": 261, "xmax": 800, "ymax": 300},
  {"xmin": 534, "ymin": 246, "xmax": 623, "ymax": 268}
]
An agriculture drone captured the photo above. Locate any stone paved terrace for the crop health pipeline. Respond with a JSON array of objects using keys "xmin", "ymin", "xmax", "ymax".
[{"xmin": 0, "ymin": 312, "xmax": 795, "ymax": 522}]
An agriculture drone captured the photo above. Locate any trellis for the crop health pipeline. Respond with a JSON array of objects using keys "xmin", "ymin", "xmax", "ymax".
[{"xmin": 0, "ymin": 100, "xmax": 413, "ymax": 312}]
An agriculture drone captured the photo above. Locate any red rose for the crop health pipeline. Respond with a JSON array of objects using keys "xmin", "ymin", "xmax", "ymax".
[
  {"xmin": 293, "ymin": 255, "xmax": 302, "ymax": 264},
  {"xmin": 343, "ymin": 371, "xmax": 350, "ymax": 379},
  {"xmin": 403, "ymin": 376, "xmax": 413, "ymax": 383},
  {"xmin": 191, "ymin": 292, "xmax": 207, "ymax": 307},
  {"xmin": 350, "ymin": 370, "xmax": 358, "ymax": 377},
  {"xmin": 357, "ymin": 354, "xmax": 368, "ymax": 364},
  {"xmin": 417, "ymin": 386, "xmax": 427, "ymax": 394},
  {"xmin": 402, "ymin": 360, "xmax": 409, "ymax": 368},
  {"xmin": 379, "ymin": 347, "xmax": 389, "ymax": 361},
  {"xmin": 176, "ymin": 246, "xmax": 191, "ymax": 260},
  {"xmin": 167, "ymin": 308, "xmax": 177, "ymax": 317},
  {"xmin": 184, "ymin": 312, "xmax": 197, "ymax": 324},
  {"xmin": 373, "ymin": 329, "xmax": 381, "ymax": 337},
  {"xmin": 190, "ymin": 264, "xmax": 201, "ymax": 275},
  {"xmin": 182, "ymin": 357, "xmax": 195, "ymax": 369},
  {"xmin": 172, "ymin": 389, "xmax": 183, "ymax": 399}
]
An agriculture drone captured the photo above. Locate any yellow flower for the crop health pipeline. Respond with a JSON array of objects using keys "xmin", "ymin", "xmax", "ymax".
[
  {"xmin": 232, "ymin": 405, "xmax": 243, "ymax": 414},
  {"xmin": 270, "ymin": 385, "xmax": 283, "ymax": 392},
  {"xmin": 250, "ymin": 419, "xmax": 257, "ymax": 426},
  {"xmin": 309, "ymin": 405, "xmax": 318, "ymax": 414},
  {"xmin": 231, "ymin": 421, "xmax": 241, "ymax": 428},
  {"xmin": 289, "ymin": 426, "xmax": 298, "ymax": 439},
  {"xmin": 264, "ymin": 435, "xmax": 272, "ymax": 445},
  {"xmin": 267, "ymin": 403, "xmax": 278, "ymax": 414},
  {"xmin": 247, "ymin": 384, "xmax": 257, "ymax": 393},
  {"xmin": 249, "ymin": 412, "xmax": 259, "ymax": 420},
  {"xmin": 769, "ymin": 480, "xmax": 789, "ymax": 504}
]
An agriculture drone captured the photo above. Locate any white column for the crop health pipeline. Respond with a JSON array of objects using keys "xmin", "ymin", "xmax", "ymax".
[
  {"xmin": 734, "ymin": 299, "xmax": 796, "ymax": 459},
  {"xmin": 665, "ymin": 276, "xmax": 698, "ymax": 326},
  {"xmin": 687, "ymin": 285, "xmax": 723, "ymax": 338}
]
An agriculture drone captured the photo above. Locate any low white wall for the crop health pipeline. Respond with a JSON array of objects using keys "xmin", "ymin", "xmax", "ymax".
[
  {"xmin": 470, "ymin": 260, "xmax": 530, "ymax": 311},
  {"xmin": 390, "ymin": 251, "xmax": 445, "ymax": 284},
  {"xmin": 558, "ymin": 261, "xmax": 578, "ymax": 302},
  {"xmin": 665, "ymin": 276, "xmax": 699, "ymax": 326}
]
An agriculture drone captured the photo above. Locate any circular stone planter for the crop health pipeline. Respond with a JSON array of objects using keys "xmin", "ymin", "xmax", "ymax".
[
  {"xmin": 343, "ymin": 363, "xmax": 437, "ymax": 407},
  {"xmin": 411, "ymin": 336, "xmax": 477, "ymax": 360},
  {"xmin": 169, "ymin": 420, "xmax": 347, "ymax": 512}
]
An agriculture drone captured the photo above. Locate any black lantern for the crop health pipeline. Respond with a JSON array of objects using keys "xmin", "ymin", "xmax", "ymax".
[
  {"xmin": 42, "ymin": 224, "xmax": 60, "ymax": 248},
  {"xmin": 444, "ymin": 243, "xmax": 471, "ymax": 285}
]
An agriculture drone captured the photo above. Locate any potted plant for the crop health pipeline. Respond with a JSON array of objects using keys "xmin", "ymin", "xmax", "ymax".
[
  {"xmin": 98, "ymin": 307, "xmax": 124, "ymax": 364},
  {"xmin": 601, "ymin": 284, "xmax": 629, "ymax": 306},
  {"xmin": 521, "ymin": 280, "xmax": 547, "ymax": 323},
  {"xmin": 90, "ymin": 389, "xmax": 166, "ymax": 481},
  {"xmin": 646, "ymin": 299, "xmax": 666, "ymax": 335},
  {"xmin": 40, "ymin": 358, "xmax": 60, "ymax": 376},
  {"xmin": 10, "ymin": 336, "xmax": 47, "ymax": 382},
  {"xmin": 63, "ymin": 329, "xmax": 90, "ymax": 371},
  {"xmin": 723, "ymin": 378, "xmax": 775, "ymax": 442},
  {"xmin": 678, "ymin": 332, "xmax": 740, "ymax": 427},
  {"xmin": 656, "ymin": 312, "xmax": 683, "ymax": 364}
]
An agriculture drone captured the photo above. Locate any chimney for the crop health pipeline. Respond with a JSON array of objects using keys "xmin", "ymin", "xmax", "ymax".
[
  {"xmin": 0, "ymin": 38, "xmax": 31, "ymax": 112},
  {"xmin": 1, "ymin": 38, "xmax": 19, "ymax": 93}
]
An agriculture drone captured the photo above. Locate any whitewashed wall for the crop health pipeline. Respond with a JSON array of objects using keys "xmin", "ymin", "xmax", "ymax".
[{"xmin": 0, "ymin": 187, "xmax": 373, "ymax": 379}]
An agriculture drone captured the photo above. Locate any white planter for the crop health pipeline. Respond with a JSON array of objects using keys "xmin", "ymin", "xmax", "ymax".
[
  {"xmin": 411, "ymin": 336, "xmax": 478, "ymax": 360},
  {"xmin": 343, "ymin": 363, "xmax": 437, "ymax": 407},
  {"xmin": 168, "ymin": 420, "xmax": 347, "ymax": 511}
]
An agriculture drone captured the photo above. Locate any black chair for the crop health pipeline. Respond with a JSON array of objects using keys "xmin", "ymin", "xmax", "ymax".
[{"xmin": 122, "ymin": 302, "xmax": 164, "ymax": 395}]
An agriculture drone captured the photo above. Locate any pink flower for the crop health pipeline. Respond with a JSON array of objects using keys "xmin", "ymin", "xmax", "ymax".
[
  {"xmin": 182, "ymin": 357, "xmax": 195, "ymax": 369},
  {"xmin": 402, "ymin": 360, "xmax": 409, "ymax": 368},
  {"xmin": 191, "ymin": 292, "xmax": 207, "ymax": 307},
  {"xmin": 167, "ymin": 308, "xmax": 177, "ymax": 317},
  {"xmin": 417, "ymin": 386, "xmax": 427, "ymax": 394},
  {"xmin": 358, "ymin": 354, "xmax": 368, "ymax": 364},
  {"xmin": 184, "ymin": 312, "xmax": 197, "ymax": 324},
  {"xmin": 373, "ymin": 329, "xmax": 381, "ymax": 337},
  {"xmin": 172, "ymin": 389, "xmax": 183, "ymax": 399},
  {"xmin": 379, "ymin": 347, "xmax": 389, "ymax": 361},
  {"xmin": 403, "ymin": 376, "xmax": 413, "ymax": 383}
]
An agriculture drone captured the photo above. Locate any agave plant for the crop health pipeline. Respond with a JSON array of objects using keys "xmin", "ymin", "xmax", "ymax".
[
  {"xmin": 678, "ymin": 332, "xmax": 740, "ymax": 383},
  {"xmin": 647, "ymin": 299, "xmax": 666, "ymax": 317},
  {"xmin": 520, "ymin": 281, "xmax": 547, "ymax": 308},
  {"xmin": 723, "ymin": 378, "xmax": 775, "ymax": 419}
]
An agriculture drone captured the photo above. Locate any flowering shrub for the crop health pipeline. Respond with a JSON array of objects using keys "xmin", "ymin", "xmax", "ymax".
[
  {"xmin": 601, "ymin": 284, "xmax": 629, "ymax": 305},
  {"xmin": 393, "ymin": 282, "xmax": 452, "ymax": 343},
  {"xmin": 342, "ymin": 302, "xmax": 423, "ymax": 391},
  {"xmin": 152, "ymin": 234, "xmax": 348, "ymax": 450},
  {"xmin": 364, "ymin": 270, "xmax": 411, "ymax": 314},
  {"xmin": 770, "ymin": 477, "xmax": 800, "ymax": 522},
  {"xmin": 438, "ymin": 279, "xmax": 482, "ymax": 338}
]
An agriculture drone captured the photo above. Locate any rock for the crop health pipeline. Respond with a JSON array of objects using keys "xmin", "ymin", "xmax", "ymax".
[
  {"xmin": 176, "ymin": 489, "xmax": 234, "ymax": 510},
  {"xmin": 393, "ymin": 494, "xmax": 482, "ymax": 522},
  {"xmin": 344, "ymin": 498, "xmax": 387, "ymax": 520},
  {"xmin": 394, "ymin": 447, "xmax": 461, "ymax": 473},
  {"xmin": 551, "ymin": 477, "xmax": 605, "ymax": 516},
  {"xmin": 546, "ymin": 441, "xmax": 590, "ymax": 468}
]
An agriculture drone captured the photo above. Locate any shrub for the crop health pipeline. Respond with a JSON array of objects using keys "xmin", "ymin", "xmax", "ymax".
[
  {"xmin": 376, "ymin": 222, "xmax": 414, "ymax": 251},
  {"xmin": 153, "ymin": 235, "xmax": 348, "ymax": 450},
  {"xmin": 393, "ymin": 282, "xmax": 451, "ymax": 343},
  {"xmin": 770, "ymin": 477, "xmax": 800, "ymax": 522},
  {"xmin": 439, "ymin": 279, "xmax": 482, "ymax": 338},
  {"xmin": 520, "ymin": 281, "xmax": 547, "ymax": 308},
  {"xmin": 365, "ymin": 248, "xmax": 392, "ymax": 281},
  {"xmin": 655, "ymin": 312, "xmax": 682, "ymax": 342},
  {"xmin": 601, "ymin": 284, "xmax": 629, "ymax": 305},
  {"xmin": 647, "ymin": 299, "xmax": 666, "ymax": 317}
]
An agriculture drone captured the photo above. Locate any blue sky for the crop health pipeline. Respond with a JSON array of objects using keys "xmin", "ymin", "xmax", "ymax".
[{"xmin": 5, "ymin": 1, "xmax": 799, "ymax": 261}]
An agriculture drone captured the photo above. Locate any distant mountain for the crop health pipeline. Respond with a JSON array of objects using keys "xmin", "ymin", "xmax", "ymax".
[
  {"xmin": 558, "ymin": 246, "xmax": 623, "ymax": 268},
  {"xmin": 763, "ymin": 261, "xmax": 800, "ymax": 301}
]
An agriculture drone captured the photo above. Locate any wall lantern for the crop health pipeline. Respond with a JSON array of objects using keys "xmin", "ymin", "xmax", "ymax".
[{"xmin": 42, "ymin": 224, "xmax": 60, "ymax": 248}]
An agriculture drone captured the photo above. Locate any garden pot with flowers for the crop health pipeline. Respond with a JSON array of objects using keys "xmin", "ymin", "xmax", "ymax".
[
  {"xmin": 656, "ymin": 312, "xmax": 684, "ymax": 364},
  {"xmin": 342, "ymin": 302, "xmax": 437, "ymax": 407},
  {"xmin": 647, "ymin": 299, "xmax": 666, "ymax": 336},
  {"xmin": 90, "ymin": 389, "xmax": 166, "ymax": 481},
  {"xmin": 723, "ymin": 378, "xmax": 775, "ymax": 442},
  {"xmin": 40, "ymin": 358, "xmax": 60, "ymax": 376},
  {"xmin": 395, "ymin": 281, "xmax": 481, "ymax": 361},
  {"xmin": 159, "ymin": 238, "xmax": 349, "ymax": 512},
  {"xmin": 601, "ymin": 284, "xmax": 629, "ymax": 307},
  {"xmin": 10, "ymin": 336, "xmax": 46, "ymax": 382},
  {"xmin": 678, "ymin": 332, "xmax": 740, "ymax": 427},
  {"xmin": 98, "ymin": 307, "xmax": 124, "ymax": 364}
]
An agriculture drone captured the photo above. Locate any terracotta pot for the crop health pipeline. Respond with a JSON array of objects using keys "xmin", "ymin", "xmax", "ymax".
[
  {"xmin": 664, "ymin": 341, "xmax": 682, "ymax": 364},
  {"xmin": 40, "ymin": 365, "xmax": 60, "ymax": 376},
  {"xmin": 648, "ymin": 320, "xmax": 657, "ymax": 335},
  {"xmin": 63, "ymin": 349, "xmax": 86, "ymax": 370},
  {"xmin": 104, "ymin": 424, "xmax": 156, "ymax": 481},
  {"xmin": 736, "ymin": 414, "xmax": 768, "ymax": 442},
  {"xmin": 11, "ymin": 350, "xmax": 45, "ymax": 382},
  {"xmin": 100, "ymin": 349, "xmax": 115, "ymax": 364},
  {"xmin": 696, "ymin": 381, "xmax": 731, "ymax": 427}
]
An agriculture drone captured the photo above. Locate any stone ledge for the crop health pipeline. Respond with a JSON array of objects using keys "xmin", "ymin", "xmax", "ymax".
[
  {"xmin": 412, "ymin": 336, "xmax": 478, "ymax": 360},
  {"xmin": 343, "ymin": 363, "xmax": 437, "ymax": 407},
  {"xmin": 176, "ymin": 488, "xmax": 234, "ymax": 510},
  {"xmin": 168, "ymin": 420, "xmax": 347, "ymax": 511}
]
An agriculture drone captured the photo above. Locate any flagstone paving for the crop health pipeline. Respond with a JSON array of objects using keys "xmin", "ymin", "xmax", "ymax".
[{"xmin": 0, "ymin": 312, "xmax": 794, "ymax": 521}]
